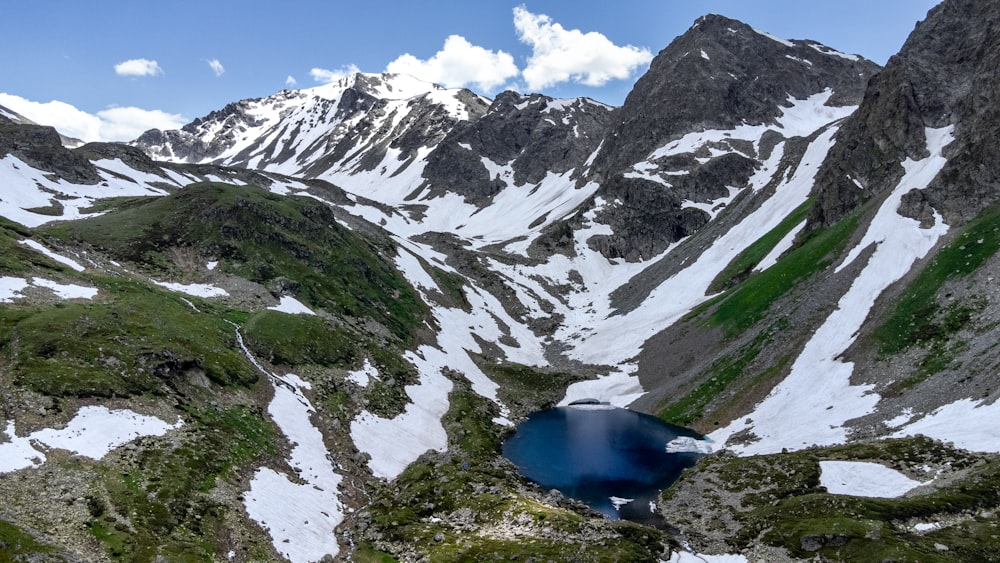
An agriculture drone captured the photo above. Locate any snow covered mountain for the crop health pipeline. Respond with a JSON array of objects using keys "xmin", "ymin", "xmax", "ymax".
[{"xmin": 3, "ymin": 1, "xmax": 1000, "ymax": 561}]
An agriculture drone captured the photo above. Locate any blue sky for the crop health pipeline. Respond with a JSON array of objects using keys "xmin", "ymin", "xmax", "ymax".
[{"xmin": 1, "ymin": 1, "xmax": 941, "ymax": 142}]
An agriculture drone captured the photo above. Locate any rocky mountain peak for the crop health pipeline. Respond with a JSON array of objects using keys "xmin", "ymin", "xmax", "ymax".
[{"xmin": 591, "ymin": 14, "xmax": 881, "ymax": 179}]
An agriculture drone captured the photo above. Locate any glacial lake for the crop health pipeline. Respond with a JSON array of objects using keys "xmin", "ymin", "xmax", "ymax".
[{"xmin": 502, "ymin": 403, "xmax": 709, "ymax": 523}]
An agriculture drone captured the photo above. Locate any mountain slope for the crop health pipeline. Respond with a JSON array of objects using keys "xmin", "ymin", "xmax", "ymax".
[{"xmin": 4, "ymin": 2, "xmax": 1000, "ymax": 561}]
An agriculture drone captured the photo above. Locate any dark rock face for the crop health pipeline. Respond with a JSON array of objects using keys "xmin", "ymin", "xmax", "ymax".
[
  {"xmin": 0, "ymin": 116, "xmax": 101, "ymax": 184},
  {"xmin": 569, "ymin": 14, "xmax": 879, "ymax": 262},
  {"xmin": 592, "ymin": 14, "xmax": 880, "ymax": 179},
  {"xmin": 811, "ymin": 0, "xmax": 1000, "ymax": 227},
  {"xmin": 419, "ymin": 92, "xmax": 613, "ymax": 204}
]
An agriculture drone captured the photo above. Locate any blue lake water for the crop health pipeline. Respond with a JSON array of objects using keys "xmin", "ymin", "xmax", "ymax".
[{"xmin": 501, "ymin": 404, "xmax": 708, "ymax": 523}]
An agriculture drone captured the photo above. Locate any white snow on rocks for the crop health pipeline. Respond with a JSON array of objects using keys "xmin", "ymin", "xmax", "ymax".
[
  {"xmin": 709, "ymin": 126, "xmax": 955, "ymax": 455},
  {"xmin": 19, "ymin": 239, "xmax": 86, "ymax": 271},
  {"xmin": 346, "ymin": 358, "xmax": 380, "ymax": 388},
  {"xmin": 29, "ymin": 277, "xmax": 99, "ymax": 299},
  {"xmin": 350, "ymin": 370, "xmax": 453, "ymax": 480},
  {"xmin": 819, "ymin": 461, "xmax": 926, "ymax": 498},
  {"xmin": 0, "ymin": 276, "xmax": 30, "ymax": 302},
  {"xmin": 0, "ymin": 275, "xmax": 98, "ymax": 302},
  {"xmin": 0, "ymin": 407, "xmax": 182, "ymax": 473},
  {"xmin": 0, "ymin": 155, "xmax": 169, "ymax": 228},
  {"xmin": 230, "ymin": 322, "xmax": 345, "ymax": 561},
  {"xmin": 267, "ymin": 295, "xmax": 316, "ymax": 315},
  {"xmin": 152, "ymin": 280, "xmax": 229, "ymax": 297},
  {"xmin": 668, "ymin": 552, "xmax": 748, "ymax": 563},
  {"xmin": 244, "ymin": 373, "xmax": 344, "ymax": 563},
  {"xmin": 754, "ymin": 219, "xmax": 806, "ymax": 272},
  {"xmin": 559, "ymin": 368, "xmax": 645, "ymax": 408},
  {"xmin": 892, "ymin": 398, "xmax": 1000, "ymax": 453}
]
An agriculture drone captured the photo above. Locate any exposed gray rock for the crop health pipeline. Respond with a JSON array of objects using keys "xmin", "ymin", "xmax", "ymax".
[
  {"xmin": 811, "ymin": 0, "xmax": 1000, "ymax": 227},
  {"xmin": 0, "ymin": 116, "xmax": 101, "ymax": 184}
]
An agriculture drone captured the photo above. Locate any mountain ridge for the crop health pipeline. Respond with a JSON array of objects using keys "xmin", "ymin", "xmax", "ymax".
[{"xmin": 4, "ymin": 2, "xmax": 1000, "ymax": 560}]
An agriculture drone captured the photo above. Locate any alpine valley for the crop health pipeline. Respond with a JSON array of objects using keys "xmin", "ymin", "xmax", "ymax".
[{"xmin": 3, "ymin": 1, "xmax": 1000, "ymax": 561}]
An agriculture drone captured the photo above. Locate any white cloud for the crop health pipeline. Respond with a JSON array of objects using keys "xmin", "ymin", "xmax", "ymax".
[
  {"xmin": 385, "ymin": 35, "xmax": 519, "ymax": 92},
  {"xmin": 0, "ymin": 93, "xmax": 185, "ymax": 143},
  {"xmin": 310, "ymin": 65, "xmax": 361, "ymax": 84},
  {"xmin": 285, "ymin": 75, "xmax": 298, "ymax": 87},
  {"xmin": 95, "ymin": 106, "xmax": 187, "ymax": 141},
  {"xmin": 114, "ymin": 58, "xmax": 163, "ymax": 77},
  {"xmin": 513, "ymin": 6, "xmax": 652, "ymax": 91},
  {"xmin": 207, "ymin": 59, "xmax": 225, "ymax": 77}
]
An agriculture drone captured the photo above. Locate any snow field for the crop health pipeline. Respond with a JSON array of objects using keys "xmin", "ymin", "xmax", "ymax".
[
  {"xmin": 244, "ymin": 373, "xmax": 344, "ymax": 563},
  {"xmin": 0, "ymin": 155, "xmax": 176, "ymax": 227},
  {"xmin": 19, "ymin": 239, "xmax": 87, "ymax": 271},
  {"xmin": 819, "ymin": 461, "xmax": 926, "ymax": 498},
  {"xmin": 0, "ymin": 407, "xmax": 182, "ymax": 473},
  {"xmin": 268, "ymin": 295, "xmax": 316, "ymax": 315},
  {"xmin": 892, "ymin": 398, "xmax": 1000, "ymax": 452},
  {"xmin": 152, "ymin": 279, "xmax": 228, "ymax": 297},
  {"xmin": 709, "ymin": 126, "xmax": 955, "ymax": 454},
  {"xmin": 351, "ymin": 241, "xmax": 557, "ymax": 480},
  {"xmin": 228, "ymin": 322, "xmax": 346, "ymax": 561}
]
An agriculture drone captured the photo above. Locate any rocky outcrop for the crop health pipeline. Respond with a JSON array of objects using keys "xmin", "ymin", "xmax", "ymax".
[
  {"xmin": 0, "ymin": 116, "xmax": 101, "ymax": 184},
  {"xmin": 562, "ymin": 15, "xmax": 879, "ymax": 262},
  {"xmin": 811, "ymin": 0, "xmax": 1000, "ymax": 227}
]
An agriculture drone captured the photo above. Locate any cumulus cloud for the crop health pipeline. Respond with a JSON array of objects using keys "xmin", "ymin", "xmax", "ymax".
[
  {"xmin": 207, "ymin": 59, "xmax": 225, "ymax": 77},
  {"xmin": 310, "ymin": 64, "xmax": 361, "ymax": 84},
  {"xmin": 385, "ymin": 35, "xmax": 519, "ymax": 92},
  {"xmin": 285, "ymin": 75, "xmax": 298, "ymax": 87},
  {"xmin": 513, "ymin": 6, "xmax": 652, "ymax": 90},
  {"xmin": 0, "ymin": 93, "xmax": 185, "ymax": 142},
  {"xmin": 114, "ymin": 58, "xmax": 163, "ymax": 77}
]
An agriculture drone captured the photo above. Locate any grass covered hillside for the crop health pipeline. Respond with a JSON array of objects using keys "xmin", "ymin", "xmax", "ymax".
[{"xmin": 42, "ymin": 182, "xmax": 428, "ymax": 342}]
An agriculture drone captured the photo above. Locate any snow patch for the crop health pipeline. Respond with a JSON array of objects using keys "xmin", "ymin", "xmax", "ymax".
[
  {"xmin": 809, "ymin": 43, "xmax": 861, "ymax": 61},
  {"xmin": 153, "ymin": 280, "xmax": 228, "ymax": 297},
  {"xmin": 893, "ymin": 398, "xmax": 1000, "ymax": 452},
  {"xmin": 239, "ymin": 340, "xmax": 344, "ymax": 562},
  {"xmin": 0, "ymin": 276, "xmax": 30, "ymax": 302},
  {"xmin": 350, "ymin": 370, "xmax": 453, "ymax": 479},
  {"xmin": 19, "ymin": 239, "xmax": 86, "ymax": 271},
  {"xmin": 268, "ymin": 296, "xmax": 316, "ymax": 315},
  {"xmin": 752, "ymin": 28, "xmax": 794, "ymax": 48},
  {"xmin": 668, "ymin": 552, "xmax": 748, "ymax": 563},
  {"xmin": 0, "ymin": 407, "xmax": 181, "ymax": 473},
  {"xmin": 346, "ymin": 358, "xmax": 380, "ymax": 388},
  {"xmin": 820, "ymin": 461, "xmax": 926, "ymax": 497},
  {"xmin": 0, "ymin": 276, "xmax": 98, "ymax": 302}
]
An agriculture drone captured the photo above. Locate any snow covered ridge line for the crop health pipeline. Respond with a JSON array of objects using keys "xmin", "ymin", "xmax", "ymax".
[
  {"xmin": 0, "ymin": 155, "xmax": 173, "ymax": 228},
  {"xmin": 0, "ymin": 407, "xmax": 182, "ymax": 474},
  {"xmin": 19, "ymin": 239, "xmax": 86, "ymax": 271}
]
